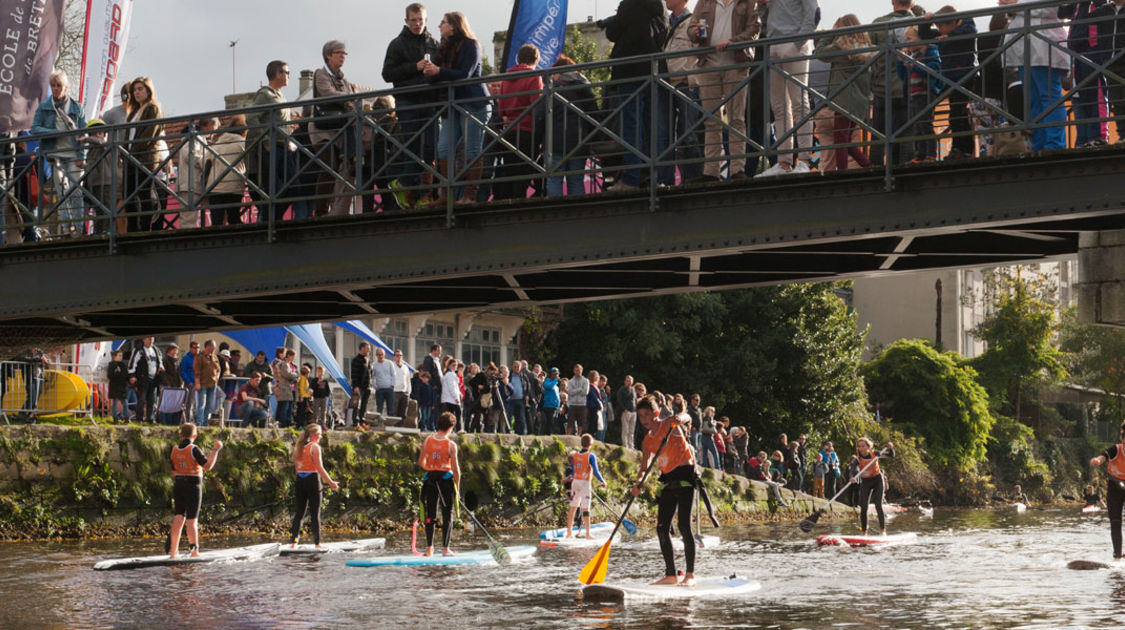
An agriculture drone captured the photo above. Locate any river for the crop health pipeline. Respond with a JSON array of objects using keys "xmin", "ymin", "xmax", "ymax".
[{"xmin": 0, "ymin": 506, "xmax": 1120, "ymax": 629}]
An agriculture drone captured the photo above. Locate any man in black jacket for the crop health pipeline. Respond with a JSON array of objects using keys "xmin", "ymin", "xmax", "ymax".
[
  {"xmin": 382, "ymin": 2, "xmax": 441, "ymax": 207},
  {"xmin": 600, "ymin": 0, "xmax": 667, "ymax": 191},
  {"xmin": 350, "ymin": 342, "xmax": 372, "ymax": 426}
]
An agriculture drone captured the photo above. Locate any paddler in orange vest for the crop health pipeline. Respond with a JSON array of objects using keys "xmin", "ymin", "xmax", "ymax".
[
  {"xmin": 631, "ymin": 396, "xmax": 697, "ymax": 586},
  {"xmin": 417, "ymin": 411, "xmax": 462, "ymax": 556},
  {"xmin": 563, "ymin": 433, "xmax": 608, "ymax": 539},
  {"xmin": 852, "ymin": 437, "xmax": 894, "ymax": 535},
  {"xmin": 290, "ymin": 424, "xmax": 340, "ymax": 549},
  {"xmin": 1089, "ymin": 421, "xmax": 1125, "ymax": 560},
  {"xmin": 169, "ymin": 423, "xmax": 223, "ymax": 558}
]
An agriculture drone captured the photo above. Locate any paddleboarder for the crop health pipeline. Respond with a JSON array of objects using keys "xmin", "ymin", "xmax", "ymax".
[
  {"xmin": 1084, "ymin": 484, "xmax": 1104, "ymax": 509},
  {"xmin": 418, "ymin": 411, "xmax": 462, "ymax": 556},
  {"xmin": 1089, "ymin": 423, "xmax": 1125, "ymax": 560},
  {"xmin": 169, "ymin": 423, "xmax": 223, "ymax": 558},
  {"xmin": 1009, "ymin": 484, "xmax": 1030, "ymax": 505},
  {"xmin": 852, "ymin": 437, "xmax": 894, "ymax": 535},
  {"xmin": 632, "ymin": 397, "xmax": 698, "ymax": 586},
  {"xmin": 290, "ymin": 424, "xmax": 340, "ymax": 549},
  {"xmin": 564, "ymin": 433, "xmax": 608, "ymax": 539}
]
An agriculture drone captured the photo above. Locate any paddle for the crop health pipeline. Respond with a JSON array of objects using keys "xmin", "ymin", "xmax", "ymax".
[
  {"xmin": 459, "ymin": 497, "xmax": 511, "ymax": 565},
  {"xmin": 593, "ymin": 493, "xmax": 638, "ymax": 536},
  {"xmin": 694, "ymin": 490, "xmax": 706, "ymax": 548},
  {"xmin": 579, "ymin": 414, "xmax": 679, "ymax": 585},
  {"xmin": 799, "ymin": 448, "xmax": 887, "ymax": 533}
]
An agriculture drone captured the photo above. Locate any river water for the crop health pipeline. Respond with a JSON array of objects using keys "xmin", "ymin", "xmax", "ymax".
[{"xmin": 1, "ymin": 506, "xmax": 1122, "ymax": 629}]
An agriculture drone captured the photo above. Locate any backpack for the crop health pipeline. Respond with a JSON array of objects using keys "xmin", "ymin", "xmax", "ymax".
[{"xmin": 701, "ymin": 416, "xmax": 717, "ymax": 435}]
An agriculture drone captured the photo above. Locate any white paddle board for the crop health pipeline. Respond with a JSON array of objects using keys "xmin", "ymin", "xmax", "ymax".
[
  {"xmin": 1082, "ymin": 505, "xmax": 1100, "ymax": 515},
  {"xmin": 93, "ymin": 543, "xmax": 280, "ymax": 571},
  {"xmin": 816, "ymin": 532, "xmax": 918, "ymax": 548},
  {"xmin": 580, "ymin": 576, "xmax": 761, "ymax": 603},
  {"xmin": 540, "ymin": 533, "xmax": 611, "ymax": 548},
  {"xmin": 540, "ymin": 522, "xmax": 615, "ymax": 540},
  {"xmin": 280, "ymin": 537, "xmax": 386, "ymax": 555},
  {"xmin": 346, "ymin": 545, "xmax": 537, "ymax": 567}
]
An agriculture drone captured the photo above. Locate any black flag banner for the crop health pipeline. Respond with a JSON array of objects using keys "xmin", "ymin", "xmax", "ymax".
[{"xmin": 0, "ymin": 0, "xmax": 65, "ymax": 133}]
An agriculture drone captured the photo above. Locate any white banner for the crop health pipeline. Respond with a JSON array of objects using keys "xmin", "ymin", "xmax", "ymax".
[{"xmin": 78, "ymin": 0, "xmax": 133, "ymax": 121}]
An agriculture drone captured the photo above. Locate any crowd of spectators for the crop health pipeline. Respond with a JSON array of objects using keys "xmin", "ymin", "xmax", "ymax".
[{"xmin": 2, "ymin": 0, "xmax": 1124, "ymax": 243}]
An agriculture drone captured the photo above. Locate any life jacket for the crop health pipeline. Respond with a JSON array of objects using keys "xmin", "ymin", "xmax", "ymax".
[
  {"xmin": 857, "ymin": 450, "xmax": 881, "ymax": 478},
  {"xmin": 171, "ymin": 443, "xmax": 203, "ymax": 477},
  {"xmin": 1107, "ymin": 444, "xmax": 1125, "ymax": 482},
  {"xmin": 295, "ymin": 442, "xmax": 318, "ymax": 474},
  {"xmin": 421, "ymin": 434, "xmax": 454, "ymax": 472},
  {"xmin": 643, "ymin": 419, "xmax": 695, "ymax": 475},
  {"xmin": 573, "ymin": 451, "xmax": 593, "ymax": 481}
]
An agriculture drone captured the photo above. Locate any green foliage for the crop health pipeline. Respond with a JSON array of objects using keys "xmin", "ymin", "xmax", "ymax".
[
  {"xmin": 1059, "ymin": 306, "xmax": 1125, "ymax": 423},
  {"xmin": 562, "ymin": 25, "xmax": 610, "ymax": 88},
  {"xmin": 971, "ymin": 270, "xmax": 1066, "ymax": 419},
  {"xmin": 545, "ymin": 285, "xmax": 868, "ymax": 440},
  {"xmin": 986, "ymin": 415, "xmax": 1051, "ymax": 492},
  {"xmin": 862, "ymin": 339, "xmax": 995, "ymax": 468}
]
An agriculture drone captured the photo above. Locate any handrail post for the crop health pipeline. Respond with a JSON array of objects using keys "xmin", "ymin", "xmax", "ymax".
[
  {"xmin": 445, "ymin": 86, "xmax": 455, "ymax": 228},
  {"xmin": 648, "ymin": 60, "xmax": 659, "ymax": 212},
  {"xmin": 267, "ymin": 108, "xmax": 278, "ymax": 243},
  {"xmin": 108, "ymin": 133, "xmax": 119, "ymax": 254},
  {"xmin": 883, "ymin": 24, "xmax": 894, "ymax": 192}
]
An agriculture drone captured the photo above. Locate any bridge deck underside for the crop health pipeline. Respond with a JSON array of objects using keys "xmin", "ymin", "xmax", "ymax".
[{"xmin": 3, "ymin": 150, "xmax": 1124, "ymax": 341}]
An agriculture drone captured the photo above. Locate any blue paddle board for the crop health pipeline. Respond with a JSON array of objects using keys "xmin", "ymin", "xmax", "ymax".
[{"xmin": 347, "ymin": 545, "xmax": 537, "ymax": 567}]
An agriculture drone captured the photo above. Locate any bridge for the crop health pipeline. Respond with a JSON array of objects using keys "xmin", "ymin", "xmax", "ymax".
[{"xmin": 2, "ymin": 0, "xmax": 1123, "ymax": 343}]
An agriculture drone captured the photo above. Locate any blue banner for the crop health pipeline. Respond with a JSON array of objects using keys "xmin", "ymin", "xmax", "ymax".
[{"xmin": 505, "ymin": 0, "xmax": 568, "ymax": 71}]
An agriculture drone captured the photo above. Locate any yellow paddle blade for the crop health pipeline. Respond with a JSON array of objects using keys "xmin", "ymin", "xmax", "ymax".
[{"xmin": 578, "ymin": 539, "xmax": 613, "ymax": 585}]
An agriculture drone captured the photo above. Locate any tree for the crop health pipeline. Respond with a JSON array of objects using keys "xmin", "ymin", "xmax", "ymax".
[
  {"xmin": 862, "ymin": 339, "xmax": 995, "ymax": 468},
  {"xmin": 1059, "ymin": 306, "xmax": 1125, "ymax": 423},
  {"xmin": 971, "ymin": 269, "xmax": 1066, "ymax": 423},
  {"xmin": 543, "ymin": 284, "xmax": 869, "ymax": 441}
]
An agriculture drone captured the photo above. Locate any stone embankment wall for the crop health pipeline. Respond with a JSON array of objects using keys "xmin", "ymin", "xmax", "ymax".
[{"xmin": 0, "ymin": 425, "xmax": 840, "ymax": 540}]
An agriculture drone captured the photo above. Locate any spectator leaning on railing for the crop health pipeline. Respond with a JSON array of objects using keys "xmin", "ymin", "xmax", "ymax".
[
  {"xmin": 496, "ymin": 44, "xmax": 544, "ymax": 201},
  {"xmin": 246, "ymin": 59, "xmax": 298, "ymax": 221},
  {"xmin": 920, "ymin": 5, "xmax": 980, "ymax": 159},
  {"xmin": 538, "ymin": 55, "xmax": 600, "ymax": 197},
  {"xmin": 309, "ymin": 39, "xmax": 357, "ymax": 217},
  {"xmin": 1093, "ymin": 0, "xmax": 1125, "ymax": 142},
  {"xmin": 757, "ymin": 0, "xmax": 819, "ymax": 177},
  {"xmin": 659, "ymin": 0, "xmax": 704, "ymax": 186},
  {"xmin": 30, "ymin": 70, "xmax": 87, "ymax": 237},
  {"xmin": 122, "ymin": 77, "xmax": 164, "ymax": 232},
  {"xmin": 1001, "ymin": 0, "xmax": 1070, "ymax": 152},
  {"xmin": 815, "ymin": 14, "xmax": 874, "ymax": 171}
]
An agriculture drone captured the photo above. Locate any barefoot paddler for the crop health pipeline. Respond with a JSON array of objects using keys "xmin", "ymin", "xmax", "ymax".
[
  {"xmin": 418, "ymin": 411, "xmax": 461, "ymax": 556},
  {"xmin": 169, "ymin": 423, "xmax": 222, "ymax": 558}
]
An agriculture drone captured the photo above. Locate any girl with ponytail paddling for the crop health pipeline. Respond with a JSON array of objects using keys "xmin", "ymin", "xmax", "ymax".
[
  {"xmin": 418, "ymin": 411, "xmax": 462, "ymax": 556},
  {"xmin": 852, "ymin": 437, "xmax": 894, "ymax": 535},
  {"xmin": 290, "ymin": 424, "xmax": 339, "ymax": 549},
  {"xmin": 1088, "ymin": 421, "xmax": 1125, "ymax": 560},
  {"xmin": 632, "ymin": 397, "xmax": 697, "ymax": 587}
]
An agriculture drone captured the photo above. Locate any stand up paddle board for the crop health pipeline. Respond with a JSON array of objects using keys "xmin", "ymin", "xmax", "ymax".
[
  {"xmin": 1082, "ymin": 505, "xmax": 1100, "ymax": 515},
  {"xmin": 816, "ymin": 532, "xmax": 918, "ymax": 548},
  {"xmin": 93, "ymin": 543, "xmax": 280, "ymax": 571},
  {"xmin": 280, "ymin": 537, "xmax": 386, "ymax": 555},
  {"xmin": 1011, "ymin": 502, "xmax": 1028, "ymax": 513},
  {"xmin": 540, "ymin": 534, "xmax": 611, "ymax": 548},
  {"xmin": 540, "ymin": 522, "xmax": 614, "ymax": 540},
  {"xmin": 580, "ymin": 576, "xmax": 761, "ymax": 603},
  {"xmin": 346, "ymin": 545, "xmax": 537, "ymax": 567},
  {"xmin": 1068, "ymin": 559, "xmax": 1124, "ymax": 570}
]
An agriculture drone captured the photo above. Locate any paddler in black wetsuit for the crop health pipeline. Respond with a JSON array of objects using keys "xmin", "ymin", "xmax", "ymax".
[
  {"xmin": 1089, "ymin": 421, "xmax": 1125, "ymax": 561},
  {"xmin": 169, "ymin": 423, "xmax": 222, "ymax": 558},
  {"xmin": 852, "ymin": 437, "xmax": 894, "ymax": 535},
  {"xmin": 1085, "ymin": 484, "xmax": 1105, "ymax": 509},
  {"xmin": 632, "ymin": 396, "xmax": 697, "ymax": 586}
]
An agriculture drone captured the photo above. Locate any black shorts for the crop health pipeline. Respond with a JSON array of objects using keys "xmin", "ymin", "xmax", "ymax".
[{"xmin": 173, "ymin": 475, "xmax": 203, "ymax": 519}]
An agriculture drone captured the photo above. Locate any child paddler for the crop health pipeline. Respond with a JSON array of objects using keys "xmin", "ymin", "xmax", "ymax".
[
  {"xmin": 290, "ymin": 424, "xmax": 340, "ymax": 549},
  {"xmin": 417, "ymin": 411, "xmax": 461, "ymax": 556},
  {"xmin": 631, "ymin": 396, "xmax": 697, "ymax": 586},
  {"xmin": 1084, "ymin": 484, "xmax": 1105, "ymax": 509},
  {"xmin": 1089, "ymin": 421, "xmax": 1125, "ymax": 561},
  {"xmin": 853, "ymin": 437, "xmax": 894, "ymax": 535},
  {"xmin": 563, "ymin": 433, "xmax": 607, "ymax": 538},
  {"xmin": 169, "ymin": 423, "xmax": 222, "ymax": 558}
]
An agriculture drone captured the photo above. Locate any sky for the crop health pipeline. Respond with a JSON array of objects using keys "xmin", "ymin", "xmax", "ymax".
[{"xmin": 114, "ymin": 0, "xmax": 998, "ymax": 118}]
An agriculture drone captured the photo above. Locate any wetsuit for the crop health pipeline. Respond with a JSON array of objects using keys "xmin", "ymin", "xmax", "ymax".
[
  {"xmin": 1102, "ymin": 444, "xmax": 1125, "ymax": 558},
  {"xmin": 421, "ymin": 434, "xmax": 457, "ymax": 548},
  {"xmin": 857, "ymin": 447, "xmax": 894, "ymax": 533},
  {"xmin": 643, "ymin": 419, "xmax": 696, "ymax": 577},
  {"xmin": 171, "ymin": 440, "xmax": 208, "ymax": 519},
  {"xmin": 290, "ymin": 442, "xmax": 325, "ymax": 545},
  {"xmin": 1085, "ymin": 492, "xmax": 1101, "ymax": 508}
]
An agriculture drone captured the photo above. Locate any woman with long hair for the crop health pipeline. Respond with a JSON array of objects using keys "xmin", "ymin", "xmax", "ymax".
[
  {"xmin": 422, "ymin": 12, "xmax": 492, "ymax": 205},
  {"xmin": 815, "ymin": 14, "xmax": 873, "ymax": 171},
  {"xmin": 204, "ymin": 114, "xmax": 249, "ymax": 225},
  {"xmin": 852, "ymin": 437, "xmax": 894, "ymax": 535},
  {"xmin": 123, "ymin": 77, "xmax": 164, "ymax": 231},
  {"xmin": 290, "ymin": 424, "xmax": 340, "ymax": 549}
]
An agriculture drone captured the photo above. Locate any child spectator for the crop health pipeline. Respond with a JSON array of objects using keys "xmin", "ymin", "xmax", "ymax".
[
  {"xmin": 920, "ymin": 5, "xmax": 980, "ymax": 159},
  {"xmin": 310, "ymin": 365, "xmax": 331, "ymax": 428},
  {"xmin": 296, "ymin": 364, "xmax": 312, "ymax": 427},
  {"xmin": 418, "ymin": 370, "xmax": 441, "ymax": 431},
  {"xmin": 107, "ymin": 350, "xmax": 130, "ymax": 421},
  {"xmin": 897, "ymin": 27, "xmax": 942, "ymax": 163},
  {"xmin": 812, "ymin": 452, "xmax": 827, "ymax": 498}
]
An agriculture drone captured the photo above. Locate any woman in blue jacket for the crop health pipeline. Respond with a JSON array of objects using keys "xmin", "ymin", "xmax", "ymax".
[
  {"xmin": 30, "ymin": 70, "xmax": 87, "ymax": 237},
  {"xmin": 540, "ymin": 367, "xmax": 561, "ymax": 435},
  {"xmin": 423, "ymin": 12, "xmax": 492, "ymax": 206}
]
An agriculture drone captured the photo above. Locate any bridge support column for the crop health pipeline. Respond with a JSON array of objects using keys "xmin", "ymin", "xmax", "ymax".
[{"xmin": 1077, "ymin": 231, "xmax": 1125, "ymax": 327}]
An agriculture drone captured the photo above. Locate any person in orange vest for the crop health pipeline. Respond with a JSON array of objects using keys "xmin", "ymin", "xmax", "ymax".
[
  {"xmin": 290, "ymin": 424, "xmax": 340, "ymax": 549},
  {"xmin": 1089, "ymin": 421, "xmax": 1125, "ymax": 561},
  {"xmin": 417, "ymin": 411, "xmax": 462, "ymax": 556},
  {"xmin": 631, "ymin": 396, "xmax": 697, "ymax": 586},
  {"xmin": 563, "ymin": 433, "xmax": 608, "ymax": 539},
  {"xmin": 168, "ymin": 423, "xmax": 223, "ymax": 558},
  {"xmin": 852, "ymin": 437, "xmax": 895, "ymax": 535}
]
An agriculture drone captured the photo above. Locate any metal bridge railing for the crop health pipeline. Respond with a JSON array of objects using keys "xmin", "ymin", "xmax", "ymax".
[{"xmin": 0, "ymin": 0, "xmax": 1118, "ymax": 251}]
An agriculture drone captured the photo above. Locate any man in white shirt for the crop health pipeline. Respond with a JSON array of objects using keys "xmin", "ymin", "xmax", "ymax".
[
  {"xmin": 392, "ymin": 349, "xmax": 413, "ymax": 417},
  {"xmin": 371, "ymin": 347, "xmax": 397, "ymax": 417},
  {"xmin": 566, "ymin": 364, "xmax": 589, "ymax": 435}
]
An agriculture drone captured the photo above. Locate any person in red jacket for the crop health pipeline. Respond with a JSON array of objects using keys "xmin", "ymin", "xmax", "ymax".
[{"xmin": 495, "ymin": 44, "xmax": 544, "ymax": 200}]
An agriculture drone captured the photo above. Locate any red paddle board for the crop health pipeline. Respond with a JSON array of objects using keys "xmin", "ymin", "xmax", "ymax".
[{"xmin": 816, "ymin": 532, "xmax": 918, "ymax": 547}]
